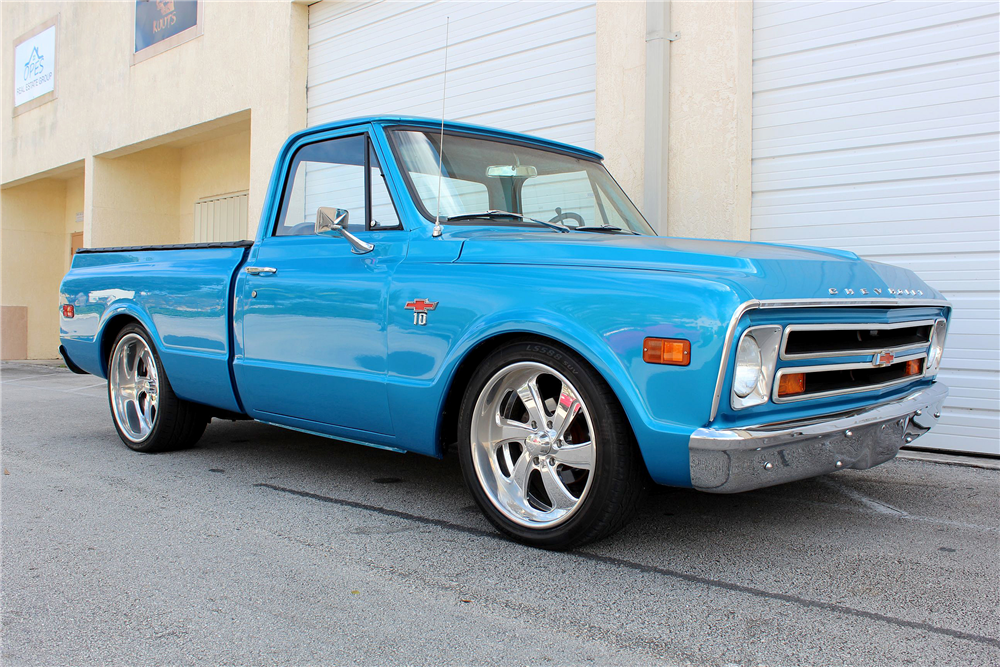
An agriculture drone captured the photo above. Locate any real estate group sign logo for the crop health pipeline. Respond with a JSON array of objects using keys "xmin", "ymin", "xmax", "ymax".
[{"xmin": 14, "ymin": 24, "xmax": 56, "ymax": 108}]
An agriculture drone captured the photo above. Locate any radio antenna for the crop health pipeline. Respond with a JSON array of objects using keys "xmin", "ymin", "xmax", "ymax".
[{"xmin": 432, "ymin": 16, "xmax": 450, "ymax": 238}]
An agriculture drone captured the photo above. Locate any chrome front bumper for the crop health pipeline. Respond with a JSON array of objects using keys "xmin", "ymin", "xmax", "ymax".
[{"xmin": 689, "ymin": 383, "xmax": 948, "ymax": 493}]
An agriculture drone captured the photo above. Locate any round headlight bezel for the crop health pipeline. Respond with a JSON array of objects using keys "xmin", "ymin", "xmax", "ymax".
[
  {"xmin": 733, "ymin": 334, "xmax": 763, "ymax": 398},
  {"xmin": 926, "ymin": 319, "xmax": 947, "ymax": 373}
]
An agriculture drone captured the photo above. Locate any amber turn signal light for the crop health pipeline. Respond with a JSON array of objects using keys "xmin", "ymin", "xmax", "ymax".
[
  {"xmin": 905, "ymin": 359, "xmax": 923, "ymax": 376},
  {"xmin": 777, "ymin": 373, "xmax": 806, "ymax": 397},
  {"xmin": 642, "ymin": 338, "xmax": 690, "ymax": 366}
]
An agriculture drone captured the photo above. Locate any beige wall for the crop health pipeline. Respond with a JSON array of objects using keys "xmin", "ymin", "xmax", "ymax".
[
  {"xmin": 1, "ymin": 178, "xmax": 69, "ymax": 358},
  {"xmin": 63, "ymin": 173, "xmax": 84, "ymax": 268},
  {"xmin": 667, "ymin": 0, "xmax": 753, "ymax": 241},
  {"xmin": 1, "ymin": 0, "xmax": 306, "ymax": 358},
  {"xmin": 595, "ymin": 1, "xmax": 646, "ymax": 206},
  {"xmin": 2, "ymin": 0, "xmax": 307, "ymax": 234},
  {"xmin": 89, "ymin": 147, "xmax": 182, "ymax": 249},
  {"xmin": 178, "ymin": 128, "xmax": 251, "ymax": 242},
  {"xmin": 595, "ymin": 0, "xmax": 753, "ymax": 241}
]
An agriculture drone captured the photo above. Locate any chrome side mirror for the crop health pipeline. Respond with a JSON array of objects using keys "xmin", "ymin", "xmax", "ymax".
[{"xmin": 315, "ymin": 207, "xmax": 374, "ymax": 255}]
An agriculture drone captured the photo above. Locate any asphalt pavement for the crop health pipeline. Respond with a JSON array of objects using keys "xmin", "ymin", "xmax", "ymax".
[{"xmin": 2, "ymin": 362, "xmax": 998, "ymax": 666}]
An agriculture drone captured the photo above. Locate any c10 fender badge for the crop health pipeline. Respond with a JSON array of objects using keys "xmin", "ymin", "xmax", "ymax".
[{"xmin": 405, "ymin": 298, "xmax": 438, "ymax": 326}]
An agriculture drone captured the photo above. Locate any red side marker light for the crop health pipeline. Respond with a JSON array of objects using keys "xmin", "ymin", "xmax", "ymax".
[
  {"xmin": 642, "ymin": 338, "xmax": 690, "ymax": 366},
  {"xmin": 62, "ymin": 304, "xmax": 75, "ymax": 319}
]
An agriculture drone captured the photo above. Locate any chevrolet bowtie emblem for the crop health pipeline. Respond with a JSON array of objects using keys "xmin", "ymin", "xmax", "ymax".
[
  {"xmin": 873, "ymin": 351, "xmax": 895, "ymax": 368},
  {"xmin": 405, "ymin": 298, "xmax": 438, "ymax": 326}
]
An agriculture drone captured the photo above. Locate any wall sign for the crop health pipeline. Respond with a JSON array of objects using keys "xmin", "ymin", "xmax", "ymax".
[
  {"xmin": 13, "ymin": 16, "xmax": 58, "ymax": 114},
  {"xmin": 133, "ymin": 0, "xmax": 202, "ymax": 64}
]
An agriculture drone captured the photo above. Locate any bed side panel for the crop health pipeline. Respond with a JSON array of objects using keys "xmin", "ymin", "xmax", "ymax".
[{"xmin": 59, "ymin": 247, "xmax": 248, "ymax": 413}]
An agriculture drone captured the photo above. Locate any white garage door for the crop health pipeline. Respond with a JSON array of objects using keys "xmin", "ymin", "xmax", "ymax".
[
  {"xmin": 307, "ymin": 0, "xmax": 596, "ymax": 149},
  {"xmin": 751, "ymin": 1, "xmax": 1000, "ymax": 455}
]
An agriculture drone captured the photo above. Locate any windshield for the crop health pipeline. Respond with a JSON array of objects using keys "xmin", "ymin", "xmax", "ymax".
[{"xmin": 388, "ymin": 129, "xmax": 656, "ymax": 235}]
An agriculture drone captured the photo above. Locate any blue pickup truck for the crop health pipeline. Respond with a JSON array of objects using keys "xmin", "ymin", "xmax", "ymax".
[{"xmin": 59, "ymin": 116, "xmax": 950, "ymax": 549}]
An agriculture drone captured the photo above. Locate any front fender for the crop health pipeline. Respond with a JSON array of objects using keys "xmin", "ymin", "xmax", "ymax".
[
  {"xmin": 385, "ymin": 262, "xmax": 748, "ymax": 487},
  {"xmin": 439, "ymin": 309, "xmax": 644, "ymax": 434}
]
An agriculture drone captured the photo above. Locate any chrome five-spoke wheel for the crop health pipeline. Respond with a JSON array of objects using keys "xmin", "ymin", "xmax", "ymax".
[
  {"xmin": 109, "ymin": 333, "xmax": 159, "ymax": 443},
  {"xmin": 470, "ymin": 361, "xmax": 597, "ymax": 529}
]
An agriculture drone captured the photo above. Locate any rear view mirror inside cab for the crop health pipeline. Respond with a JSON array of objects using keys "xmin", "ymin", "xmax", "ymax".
[{"xmin": 486, "ymin": 165, "xmax": 537, "ymax": 178}]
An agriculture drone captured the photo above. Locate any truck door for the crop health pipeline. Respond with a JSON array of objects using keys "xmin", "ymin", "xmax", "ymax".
[{"xmin": 235, "ymin": 129, "xmax": 406, "ymax": 436}]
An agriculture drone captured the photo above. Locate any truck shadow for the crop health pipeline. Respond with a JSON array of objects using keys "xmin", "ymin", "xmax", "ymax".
[{"xmin": 190, "ymin": 417, "xmax": 911, "ymax": 552}]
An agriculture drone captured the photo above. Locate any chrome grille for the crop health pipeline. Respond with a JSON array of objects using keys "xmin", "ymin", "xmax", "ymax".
[
  {"xmin": 780, "ymin": 320, "xmax": 934, "ymax": 360},
  {"xmin": 773, "ymin": 353, "xmax": 926, "ymax": 403}
]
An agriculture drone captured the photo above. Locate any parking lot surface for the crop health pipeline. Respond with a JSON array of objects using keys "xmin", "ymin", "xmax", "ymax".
[{"xmin": 2, "ymin": 362, "xmax": 998, "ymax": 666}]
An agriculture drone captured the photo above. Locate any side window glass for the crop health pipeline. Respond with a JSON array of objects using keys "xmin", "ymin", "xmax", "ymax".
[
  {"xmin": 276, "ymin": 135, "xmax": 366, "ymax": 236},
  {"xmin": 521, "ymin": 171, "xmax": 597, "ymax": 226},
  {"xmin": 370, "ymin": 144, "xmax": 401, "ymax": 230}
]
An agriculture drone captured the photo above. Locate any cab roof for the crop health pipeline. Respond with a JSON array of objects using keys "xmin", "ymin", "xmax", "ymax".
[{"xmin": 288, "ymin": 115, "xmax": 604, "ymax": 162}]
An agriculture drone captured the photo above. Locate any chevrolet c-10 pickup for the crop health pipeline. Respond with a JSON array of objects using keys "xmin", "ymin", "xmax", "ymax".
[{"xmin": 59, "ymin": 116, "xmax": 950, "ymax": 549}]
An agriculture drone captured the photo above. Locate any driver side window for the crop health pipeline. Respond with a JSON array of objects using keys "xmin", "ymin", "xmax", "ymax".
[
  {"xmin": 276, "ymin": 134, "xmax": 401, "ymax": 236},
  {"xmin": 521, "ymin": 171, "xmax": 597, "ymax": 226}
]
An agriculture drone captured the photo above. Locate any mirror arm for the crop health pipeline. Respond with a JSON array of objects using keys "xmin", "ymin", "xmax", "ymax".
[
  {"xmin": 316, "ymin": 206, "xmax": 374, "ymax": 254},
  {"xmin": 334, "ymin": 225, "xmax": 374, "ymax": 255}
]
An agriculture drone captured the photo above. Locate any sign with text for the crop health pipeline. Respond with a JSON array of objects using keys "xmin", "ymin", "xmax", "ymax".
[
  {"xmin": 135, "ymin": 0, "xmax": 198, "ymax": 53},
  {"xmin": 14, "ymin": 23, "xmax": 56, "ymax": 108}
]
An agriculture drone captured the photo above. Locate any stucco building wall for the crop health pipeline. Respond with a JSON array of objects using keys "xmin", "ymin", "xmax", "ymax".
[
  {"xmin": 667, "ymin": 0, "xmax": 753, "ymax": 241},
  {"xmin": 178, "ymin": 127, "xmax": 252, "ymax": 242},
  {"xmin": 62, "ymin": 173, "xmax": 84, "ymax": 267},
  {"xmin": 1, "ymin": 178, "xmax": 69, "ymax": 358},
  {"xmin": 595, "ymin": 1, "xmax": 647, "ymax": 207},
  {"xmin": 594, "ymin": 0, "xmax": 752, "ymax": 241},
  {"xmin": 2, "ymin": 1, "xmax": 307, "ymax": 231},
  {"xmin": 2, "ymin": 0, "xmax": 307, "ymax": 358}
]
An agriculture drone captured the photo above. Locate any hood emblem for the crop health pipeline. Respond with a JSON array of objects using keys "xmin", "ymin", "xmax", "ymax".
[{"xmin": 405, "ymin": 298, "xmax": 438, "ymax": 326}]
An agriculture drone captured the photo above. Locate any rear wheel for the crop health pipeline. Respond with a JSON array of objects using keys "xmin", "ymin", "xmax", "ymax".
[
  {"xmin": 108, "ymin": 324, "xmax": 207, "ymax": 452},
  {"xmin": 458, "ymin": 340, "xmax": 646, "ymax": 550}
]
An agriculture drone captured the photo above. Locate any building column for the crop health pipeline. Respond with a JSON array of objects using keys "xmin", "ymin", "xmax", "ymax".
[
  {"xmin": 595, "ymin": 1, "xmax": 647, "ymax": 211},
  {"xmin": 666, "ymin": 0, "xmax": 753, "ymax": 241}
]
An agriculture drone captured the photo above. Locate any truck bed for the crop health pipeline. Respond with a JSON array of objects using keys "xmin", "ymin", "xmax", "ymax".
[{"xmin": 60, "ymin": 242, "xmax": 252, "ymax": 414}]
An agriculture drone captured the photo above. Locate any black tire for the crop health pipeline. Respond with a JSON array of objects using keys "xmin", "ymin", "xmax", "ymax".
[
  {"xmin": 107, "ymin": 323, "xmax": 208, "ymax": 453},
  {"xmin": 458, "ymin": 339, "xmax": 647, "ymax": 550}
]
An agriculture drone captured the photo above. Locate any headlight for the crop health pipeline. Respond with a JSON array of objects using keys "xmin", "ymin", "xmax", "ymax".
[
  {"xmin": 926, "ymin": 319, "xmax": 947, "ymax": 374},
  {"xmin": 733, "ymin": 335, "xmax": 762, "ymax": 398},
  {"xmin": 731, "ymin": 325, "xmax": 783, "ymax": 410}
]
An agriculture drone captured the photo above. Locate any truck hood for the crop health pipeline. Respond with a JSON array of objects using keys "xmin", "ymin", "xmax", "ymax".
[{"xmin": 453, "ymin": 232, "xmax": 942, "ymax": 302}]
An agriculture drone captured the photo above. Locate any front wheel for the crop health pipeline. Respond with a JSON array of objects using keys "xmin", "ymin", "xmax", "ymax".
[
  {"xmin": 458, "ymin": 340, "xmax": 646, "ymax": 550},
  {"xmin": 108, "ymin": 324, "xmax": 207, "ymax": 453}
]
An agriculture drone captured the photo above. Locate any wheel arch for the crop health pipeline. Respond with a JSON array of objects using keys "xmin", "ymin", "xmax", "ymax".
[
  {"xmin": 437, "ymin": 330, "xmax": 642, "ymax": 459},
  {"xmin": 98, "ymin": 309, "xmax": 159, "ymax": 377}
]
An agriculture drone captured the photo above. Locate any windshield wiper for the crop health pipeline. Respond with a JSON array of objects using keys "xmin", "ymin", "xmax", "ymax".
[
  {"xmin": 446, "ymin": 210, "xmax": 569, "ymax": 233},
  {"xmin": 573, "ymin": 225, "xmax": 638, "ymax": 235}
]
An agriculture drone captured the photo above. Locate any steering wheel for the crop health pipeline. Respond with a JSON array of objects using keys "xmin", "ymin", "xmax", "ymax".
[
  {"xmin": 285, "ymin": 221, "xmax": 316, "ymax": 236},
  {"xmin": 549, "ymin": 207, "xmax": 585, "ymax": 227}
]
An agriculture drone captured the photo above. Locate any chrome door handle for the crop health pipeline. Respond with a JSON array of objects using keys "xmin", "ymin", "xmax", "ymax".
[{"xmin": 245, "ymin": 266, "xmax": 277, "ymax": 275}]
